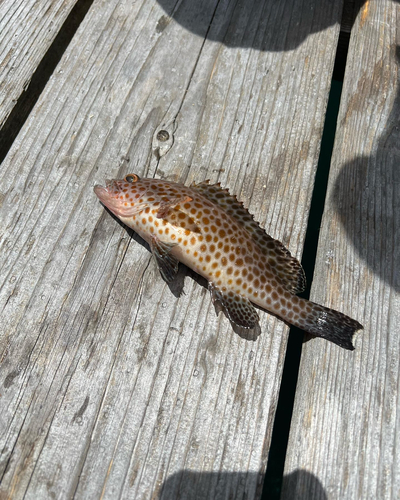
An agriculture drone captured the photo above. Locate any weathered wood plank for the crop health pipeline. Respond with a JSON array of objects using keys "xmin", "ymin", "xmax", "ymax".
[
  {"xmin": 282, "ymin": 0, "xmax": 400, "ymax": 498},
  {"xmin": 0, "ymin": 0, "xmax": 81, "ymax": 128},
  {"xmin": 0, "ymin": 0, "xmax": 343, "ymax": 498}
]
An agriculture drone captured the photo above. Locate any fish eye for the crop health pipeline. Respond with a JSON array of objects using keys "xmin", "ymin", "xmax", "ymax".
[{"xmin": 125, "ymin": 174, "xmax": 139, "ymax": 183}]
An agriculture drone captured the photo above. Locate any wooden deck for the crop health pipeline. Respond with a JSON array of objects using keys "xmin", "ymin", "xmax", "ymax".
[{"xmin": 0, "ymin": 0, "xmax": 398, "ymax": 498}]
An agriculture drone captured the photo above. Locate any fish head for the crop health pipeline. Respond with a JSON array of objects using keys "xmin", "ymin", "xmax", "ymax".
[{"xmin": 94, "ymin": 173, "xmax": 149, "ymax": 218}]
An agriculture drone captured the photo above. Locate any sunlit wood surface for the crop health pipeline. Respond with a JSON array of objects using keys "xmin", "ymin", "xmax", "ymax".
[
  {"xmin": 2, "ymin": 0, "xmax": 397, "ymax": 498},
  {"xmin": 282, "ymin": 1, "xmax": 400, "ymax": 498}
]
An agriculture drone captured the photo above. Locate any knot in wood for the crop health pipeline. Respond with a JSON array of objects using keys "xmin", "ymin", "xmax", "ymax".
[{"xmin": 157, "ymin": 130, "xmax": 170, "ymax": 142}]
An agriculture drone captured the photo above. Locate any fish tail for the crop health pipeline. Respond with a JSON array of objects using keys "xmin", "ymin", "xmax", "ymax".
[{"xmin": 294, "ymin": 299, "xmax": 363, "ymax": 350}]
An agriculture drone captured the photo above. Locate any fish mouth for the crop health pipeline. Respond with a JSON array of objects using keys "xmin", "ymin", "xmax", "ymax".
[
  {"xmin": 94, "ymin": 179, "xmax": 126, "ymax": 216},
  {"xmin": 94, "ymin": 178, "xmax": 121, "ymax": 196}
]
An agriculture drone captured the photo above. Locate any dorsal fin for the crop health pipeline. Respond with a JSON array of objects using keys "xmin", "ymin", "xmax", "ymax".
[{"xmin": 191, "ymin": 180, "xmax": 306, "ymax": 294}]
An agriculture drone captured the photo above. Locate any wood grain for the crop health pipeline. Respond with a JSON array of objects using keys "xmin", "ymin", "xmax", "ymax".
[
  {"xmin": 282, "ymin": 0, "xmax": 400, "ymax": 498},
  {"xmin": 0, "ymin": 0, "xmax": 343, "ymax": 497},
  {"xmin": 0, "ymin": 0, "xmax": 80, "ymax": 127}
]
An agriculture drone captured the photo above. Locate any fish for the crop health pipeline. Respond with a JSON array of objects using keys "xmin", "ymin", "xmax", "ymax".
[{"xmin": 94, "ymin": 174, "xmax": 363, "ymax": 350}]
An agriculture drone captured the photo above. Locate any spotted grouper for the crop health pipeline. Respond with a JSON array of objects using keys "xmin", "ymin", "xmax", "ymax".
[{"xmin": 94, "ymin": 174, "xmax": 363, "ymax": 350}]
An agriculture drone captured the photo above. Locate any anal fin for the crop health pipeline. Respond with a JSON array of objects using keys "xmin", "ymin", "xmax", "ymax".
[
  {"xmin": 209, "ymin": 283, "xmax": 261, "ymax": 340},
  {"xmin": 150, "ymin": 236, "xmax": 179, "ymax": 283}
]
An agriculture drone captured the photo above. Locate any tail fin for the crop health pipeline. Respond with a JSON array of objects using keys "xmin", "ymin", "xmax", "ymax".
[{"xmin": 299, "ymin": 301, "xmax": 363, "ymax": 350}]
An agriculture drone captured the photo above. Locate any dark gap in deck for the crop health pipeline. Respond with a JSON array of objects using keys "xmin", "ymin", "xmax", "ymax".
[
  {"xmin": 0, "ymin": 0, "xmax": 95, "ymax": 166},
  {"xmin": 332, "ymin": 30, "xmax": 351, "ymax": 82},
  {"xmin": 261, "ymin": 29, "xmax": 352, "ymax": 500}
]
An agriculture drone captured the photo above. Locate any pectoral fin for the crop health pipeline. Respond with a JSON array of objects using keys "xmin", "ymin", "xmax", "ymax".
[
  {"xmin": 209, "ymin": 283, "xmax": 261, "ymax": 340},
  {"xmin": 153, "ymin": 195, "xmax": 200, "ymax": 232},
  {"xmin": 156, "ymin": 195, "xmax": 193, "ymax": 219},
  {"xmin": 150, "ymin": 236, "xmax": 179, "ymax": 283}
]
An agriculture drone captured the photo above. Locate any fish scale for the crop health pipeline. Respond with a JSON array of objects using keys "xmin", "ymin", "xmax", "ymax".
[{"xmin": 94, "ymin": 174, "xmax": 363, "ymax": 350}]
